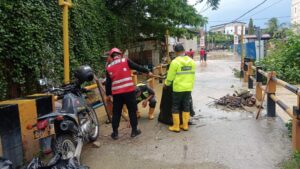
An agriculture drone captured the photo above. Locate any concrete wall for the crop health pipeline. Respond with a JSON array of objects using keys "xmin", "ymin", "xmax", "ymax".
[
  {"xmin": 168, "ymin": 36, "xmax": 198, "ymax": 52},
  {"xmin": 178, "ymin": 37, "xmax": 198, "ymax": 52},
  {"xmin": 128, "ymin": 40, "xmax": 161, "ymax": 66}
]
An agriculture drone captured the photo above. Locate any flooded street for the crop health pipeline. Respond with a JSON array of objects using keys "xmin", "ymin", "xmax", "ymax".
[{"xmin": 82, "ymin": 52, "xmax": 291, "ymax": 169}]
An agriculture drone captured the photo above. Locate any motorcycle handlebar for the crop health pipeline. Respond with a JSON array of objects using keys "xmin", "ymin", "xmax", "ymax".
[{"xmin": 44, "ymin": 83, "xmax": 79, "ymax": 98}]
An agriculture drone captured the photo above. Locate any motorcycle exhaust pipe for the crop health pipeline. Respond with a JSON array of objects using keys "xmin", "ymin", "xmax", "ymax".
[{"xmin": 60, "ymin": 120, "xmax": 78, "ymax": 133}]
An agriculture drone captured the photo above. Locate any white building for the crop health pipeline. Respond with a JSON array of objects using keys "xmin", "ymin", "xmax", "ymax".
[
  {"xmin": 291, "ymin": 0, "xmax": 300, "ymax": 25},
  {"xmin": 210, "ymin": 21, "xmax": 246, "ymax": 35}
]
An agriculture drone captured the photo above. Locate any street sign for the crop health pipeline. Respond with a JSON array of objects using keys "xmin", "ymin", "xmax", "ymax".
[
  {"xmin": 200, "ymin": 36, "xmax": 205, "ymax": 47},
  {"xmin": 234, "ymin": 34, "xmax": 239, "ymax": 45}
]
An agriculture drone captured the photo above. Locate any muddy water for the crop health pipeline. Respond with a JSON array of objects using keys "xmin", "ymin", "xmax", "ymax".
[{"xmin": 81, "ymin": 52, "xmax": 291, "ymax": 169}]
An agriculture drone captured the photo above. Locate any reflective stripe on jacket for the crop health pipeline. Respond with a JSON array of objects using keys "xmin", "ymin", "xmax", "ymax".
[
  {"xmin": 106, "ymin": 57, "xmax": 135, "ymax": 95},
  {"xmin": 165, "ymin": 56, "xmax": 196, "ymax": 92}
]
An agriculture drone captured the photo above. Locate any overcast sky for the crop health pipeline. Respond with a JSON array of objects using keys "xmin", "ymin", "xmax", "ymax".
[{"xmin": 188, "ymin": 0, "xmax": 291, "ymax": 29}]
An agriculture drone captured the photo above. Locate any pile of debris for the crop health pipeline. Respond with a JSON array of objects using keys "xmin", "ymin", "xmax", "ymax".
[{"xmin": 210, "ymin": 89, "xmax": 256, "ymax": 109}]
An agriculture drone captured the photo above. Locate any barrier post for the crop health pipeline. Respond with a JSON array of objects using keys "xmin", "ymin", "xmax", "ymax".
[
  {"xmin": 292, "ymin": 94, "xmax": 300, "ymax": 151},
  {"xmin": 248, "ymin": 62, "xmax": 254, "ymax": 89},
  {"xmin": 267, "ymin": 71, "xmax": 276, "ymax": 117},
  {"xmin": 256, "ymin": 66, "xmax": 263, "ymax": 102}
]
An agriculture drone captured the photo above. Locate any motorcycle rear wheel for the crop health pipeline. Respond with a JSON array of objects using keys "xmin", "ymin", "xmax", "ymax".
[{"xmin": 52, "ymin": 134, "xmax": 77, "ymax": 160}]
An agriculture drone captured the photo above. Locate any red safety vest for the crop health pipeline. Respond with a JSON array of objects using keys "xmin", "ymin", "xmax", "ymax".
[{"xmin": 106, "ymin": 57, "xmax": 135, "ymax": 95}]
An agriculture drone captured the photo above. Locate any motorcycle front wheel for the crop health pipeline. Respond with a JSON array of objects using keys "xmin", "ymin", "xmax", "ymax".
[{"xmin": 87, "ymin": 107, "xmax": 99, "ymax": 141}]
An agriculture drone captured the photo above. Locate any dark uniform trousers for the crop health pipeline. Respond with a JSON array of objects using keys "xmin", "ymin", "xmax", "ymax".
[{"xmin": 112, "ymin": 91, "xmax": 138, "ymax": 131}]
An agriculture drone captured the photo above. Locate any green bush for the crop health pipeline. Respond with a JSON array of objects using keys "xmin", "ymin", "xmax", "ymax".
[
  {"xmin": 282, "ymin": 151, "xmax": 300, "ymax": 169},
  {"xmin": 258, "ymin": 31, "xmax": 300, "ymax": 84}
]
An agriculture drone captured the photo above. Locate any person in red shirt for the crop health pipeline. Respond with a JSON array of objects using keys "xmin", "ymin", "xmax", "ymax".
[
  {"xmin": 186, "ymin": 49, "xmax": 195, "ymax": 59},
  {"xmin": 106, "ymin": 48, "xmax": 152, "ymax": 140},
  {"xmin": 200, "ymin": 48, "xmax": 206, "ymax": 63}
]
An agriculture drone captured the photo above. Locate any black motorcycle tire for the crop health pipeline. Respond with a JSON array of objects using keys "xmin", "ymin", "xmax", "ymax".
[
  {"xmin": 52, "ymin": 134, "xmax": 77, "ymax": 160},
  {"xmin": 87, "ymin": 107, "xmax": 99, "ymax": 142}
]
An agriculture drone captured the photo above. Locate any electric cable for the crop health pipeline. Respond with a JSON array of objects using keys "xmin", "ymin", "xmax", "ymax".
[
  {"xmin": 250, "ymin": 0, "xmax": 284, "ymax": 17},
  {"xmin": 232, "ymin": 0, "xmax": 268, "ymax": 22}
]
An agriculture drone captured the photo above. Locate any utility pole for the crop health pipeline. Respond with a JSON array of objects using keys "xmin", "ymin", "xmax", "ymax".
[
  {"xmin": 240, "ymin": 25, "xmax": 245, "ymax": 78},
  {"xmin": 256, "ymin": 27, "xmax": 262, "ymax": 61},
  {"xmin": 59, "ymin": 0, "xmax": 72, "ymax": 84}
]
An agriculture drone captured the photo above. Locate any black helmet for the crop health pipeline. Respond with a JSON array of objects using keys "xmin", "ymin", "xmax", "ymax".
[
  {"xmin": 174, "ymin": 44, "xmax": 185, "ymax": 52},
  {"xmin": 74, "ymin": 65, "xmax": 94, "ymax": 84}
]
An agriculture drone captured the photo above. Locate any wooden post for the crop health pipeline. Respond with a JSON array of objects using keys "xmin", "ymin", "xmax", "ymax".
[
  {"xmin": 159, "ymin": 65, "xmax": 163, "ymax": 75},
  {"xmin": 256, "ymin": 66, "xmax": 263, "ymax": 102},
  {"xmin": 292, "ymin": 95, "xmax": 300, "ymax": 151},
  {"xmin": 248, "ymin": 62, "xmax": 254, "ymax": 89},
  {"xmin": 158, "ymin": 65, "xmax": 163, "ymax": 83},
  {"xmin": 132, "ymin": 74, "xmax": 138, "ymax": 85},
  {"xmin": 148, "ymin": 78, "xmax": 155, "ymax": 89},
  {"xmin": 267, "ymin": 71, "xmax": 276, "ymax": 117}
]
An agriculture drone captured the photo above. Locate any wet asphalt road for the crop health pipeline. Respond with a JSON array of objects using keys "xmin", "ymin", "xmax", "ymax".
[{"xmin": 82, "ymin": 52, "xmax": 291, "ymax": 169}]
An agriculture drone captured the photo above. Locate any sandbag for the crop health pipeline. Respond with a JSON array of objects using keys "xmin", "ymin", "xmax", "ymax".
[{"xmin": 0, "ymin": 157, "xmax": 13, "ymax": 169}]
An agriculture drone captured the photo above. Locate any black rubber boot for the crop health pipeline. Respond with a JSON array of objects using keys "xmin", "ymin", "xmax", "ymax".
[
  {"xmin": 111, "ymin": 131, "xmax": 119, "ymax": 140},
  {"xmin": 131, "ymin": 129, "xmax": 141, "ymax": 138}
]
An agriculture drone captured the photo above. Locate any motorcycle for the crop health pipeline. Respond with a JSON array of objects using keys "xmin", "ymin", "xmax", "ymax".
[{"xmin": 28, "ymin": 66, "xmax": 99, "ymax": 161}]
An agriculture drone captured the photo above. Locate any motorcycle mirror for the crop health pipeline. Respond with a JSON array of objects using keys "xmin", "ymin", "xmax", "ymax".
[{"xmin": 38, "ymin": 78, "xmax": 48, "ymax": 86}]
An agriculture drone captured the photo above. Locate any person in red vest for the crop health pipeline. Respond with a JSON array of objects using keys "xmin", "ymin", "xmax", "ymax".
[
  {"xmin": 106, "ymin": 48, "xmax": 152, "ymax": 140},
  {"xmin": 200, "ymin": 48, "xmax": 206, "ymax": 63}
]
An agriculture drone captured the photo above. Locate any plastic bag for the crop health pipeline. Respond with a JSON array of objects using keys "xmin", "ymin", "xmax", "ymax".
[
  {"xmin": 158, "ymin": 86, "xmax": 173, "ymax": 125},
  {"xmin": 0, "ymin": 157, "xmax": 13, "ymax": 169},
  {"xmin": 26, "ymin": 154, "xmax": 89, "ymax": 169}
]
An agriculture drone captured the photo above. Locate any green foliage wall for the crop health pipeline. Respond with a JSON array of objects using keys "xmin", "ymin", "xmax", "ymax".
[
  {"xmin": 0, "ymin": 0, "xmax": 213, "ymax": 100},
  {"xmin": 0, "ymin": 0, "xmax": 117, "ymax": 99}
]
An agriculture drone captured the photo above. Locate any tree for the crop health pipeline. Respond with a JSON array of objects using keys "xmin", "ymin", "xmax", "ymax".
[
  {"xmin": 248, "ymin": 18, "xmax": 254, "ymax": 35},
  {"xmin": 266, "ymin": 17, "xmax": 279, "ymax": 37},
  {"xmin": 104, "ymin": 0, "xmax": 219, "ymax": 40}
]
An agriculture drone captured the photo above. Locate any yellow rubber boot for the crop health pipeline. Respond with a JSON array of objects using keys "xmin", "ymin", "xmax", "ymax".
[
  {"xmin": 148, "ymin": 108, "xmax": 155, "ymax": 120},
  {"xmin": 180, "ymin": 112, "xmax": 190, "ymax": 131},
  {"xmin": 169, "ymin": 114, "xmax": 180, "ymax": 132}
]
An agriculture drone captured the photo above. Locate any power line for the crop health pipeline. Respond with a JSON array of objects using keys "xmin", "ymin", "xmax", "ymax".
[
  {"xmin": 209, "ymin": 16, "xmax": 290, "ymax": 23},
  {"xmin": 232, "ymin": 0, "xmax": 268, "ymax": 22},
  {"xmin": 250, "ymin": 0, "xmax": 284, "ymax": 17}
]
